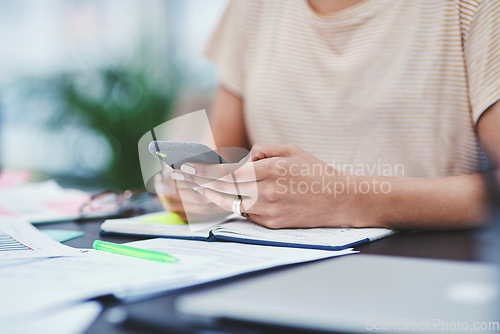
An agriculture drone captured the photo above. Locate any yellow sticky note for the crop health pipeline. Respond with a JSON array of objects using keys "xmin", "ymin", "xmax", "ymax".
[{"xmin": 140, "ymin": 213, "xmax": 187, "ymax": 225}]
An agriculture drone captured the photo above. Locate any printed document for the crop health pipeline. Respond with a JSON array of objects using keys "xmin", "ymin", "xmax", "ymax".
[{"xmin": 0, "ymin": 238, "xmax": 355, "ymax": 323}]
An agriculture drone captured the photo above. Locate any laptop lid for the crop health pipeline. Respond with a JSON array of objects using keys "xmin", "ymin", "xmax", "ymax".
[{"xmin": 175, "ymin": 254, "xmax": 499, "ymax": 333}]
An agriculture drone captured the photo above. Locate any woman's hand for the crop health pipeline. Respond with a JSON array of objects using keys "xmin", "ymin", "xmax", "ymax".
[
  {"xmin": 176, "ymin": 144, "xmax": 381, "ymax": 228},
  {"xmin": 154, "ymin": 167, "xmax": 228, "ymax": 222}
]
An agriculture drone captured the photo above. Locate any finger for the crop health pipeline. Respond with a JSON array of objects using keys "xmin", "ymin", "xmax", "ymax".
[
  {"xmin": 249, "ymin": 144, "xmax": 298, "ymax": 161},
  {"xmin": 179, "ymin": 161, "xmax": 243, "ymax": 180},
  {"xmin": 171, "ymin": 171, "xmax": 257, "ymax": 201},
  {"xmin": 242, "ymin": 213, "xmax": 265, "ymax": 224},
  {"xmin": 163, "ymin": 193, "xmax": 182, "ymax": 203},
  {"xmin": 228, "ymin": 211, "xmax": 262, "ymax": 224},
  {"xmin": 154, "ymin": 174, "xmax": 170, "ymax": 211},
  {"xmin": 166, "ymin": 198, "xmax": 183, "ymax": 213},
  {"xmin": 176, "ymin": 211, "xmax": 188, "ymax": 222},
  {"xmin": 167, "ymin": 189, "xmax": 224, "ymax": 222},
  {"xmin": 180, "ymin": 160, "xmax": 267, "ymax": 183},
  {"xmin": 169, "ymin": 173, "xmax": 202, "ymax": 190},
  {"xmin": 161, "ymin": 188, "xmax": 211, "ymax": 212},
  {"xmin": 178, "ymin": 187, "xmax": 212, "ymax": 205},
  {"xmin": 154, "ymin": 169, "xmax": 177, "ymax": 196},
  {"xmin": 154, "ymin": 173, "xmax": 167, "ymax": 195},
  {"xmin": 177, "ymin": 189, "xmax": 229, "ymax": 223},
  {"xmin": 157, "ymin": 194, "xmax": 170, "ymax": 211},
  {"xmin": 199, "ymin": 187, "xmax": 258, "ymax": 214},
  {"xmin": 199, "ymin": 178, "xmax": 259, "ymax": 198},
  {"xmin": 156, "ymin": 190, "xmax": 182, "ymax": 212}
]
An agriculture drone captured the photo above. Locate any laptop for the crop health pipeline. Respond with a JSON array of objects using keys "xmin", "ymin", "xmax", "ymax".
[{"xmin": 175, "ymin": 254, "xmax": 499, "ymax": 333}]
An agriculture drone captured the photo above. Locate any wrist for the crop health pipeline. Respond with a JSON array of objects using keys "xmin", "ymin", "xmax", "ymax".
[{"xmin": 345, "ymin": 174, "xmax": 394, "ymax": 228}]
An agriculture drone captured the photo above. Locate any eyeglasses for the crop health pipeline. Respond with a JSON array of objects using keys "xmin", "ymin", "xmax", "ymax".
[{"xmin": 79, "ymin": 188, "xmax": 157, "ymax": 217}]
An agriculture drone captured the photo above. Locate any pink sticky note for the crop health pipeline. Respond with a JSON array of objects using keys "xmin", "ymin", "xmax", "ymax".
[
  {"xmin": 44, "ymin": 195, "xmax": 91, "ymax": 216},
  {"xmin": 0, "ymin": 170, "xmax": 32, "ymax": 188}
]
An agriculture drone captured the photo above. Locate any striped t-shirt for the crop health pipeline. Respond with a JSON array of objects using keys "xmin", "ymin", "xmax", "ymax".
[{"xmin": 204, "ymin": 0, "xmax": 500, "ymax": 177}]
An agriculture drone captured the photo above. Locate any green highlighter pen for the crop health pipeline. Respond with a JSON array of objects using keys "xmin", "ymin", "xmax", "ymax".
[{"xmin": 93, "ymin": 240, "xmax": 178, "ymax": 263}]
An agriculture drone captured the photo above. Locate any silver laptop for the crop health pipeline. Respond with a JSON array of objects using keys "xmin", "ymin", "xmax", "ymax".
[{"xmin": 175, "ymin": 255, "xmax": 499, "ymax": 333}]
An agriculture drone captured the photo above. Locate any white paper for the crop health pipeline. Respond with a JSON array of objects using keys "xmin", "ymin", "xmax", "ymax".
[
  {"xmin": 0, "ymin": 252, "xmax": 175, "ymax": 324},
  {"xmin": 0, "ymin": 217, "xmax": 82, "ymax": 260},
  {"xmin": 0, "ymin": 180, "xmax": 112, "ymax": 224},
  {"xmin": 124, "ymin": 238, "xmax": 356, "ymax": 287},
  {"xmin": 5, "ymin": 301, "xmax": 102, "ymax": 334},
  {"xmin": 0, "ymin": 238, "xmax": 355, "ymax": 324}
]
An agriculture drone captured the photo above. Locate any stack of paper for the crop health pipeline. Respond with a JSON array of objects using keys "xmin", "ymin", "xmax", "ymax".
[
  {"xmin": 1, "ymin": 212, "xmax": 357, "ymax": 330},
  {"xmin": 0, "ymin": 217, "xmax": 86, "ymax": 324},
  {"xmin": 0, "ymin": 226, "xmax": 356, "ymax": 325}
]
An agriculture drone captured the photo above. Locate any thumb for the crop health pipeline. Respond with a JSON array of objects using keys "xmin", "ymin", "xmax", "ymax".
[{"xmin": 250, "ymin": 144, "xmax": 297, "ymax": 161}]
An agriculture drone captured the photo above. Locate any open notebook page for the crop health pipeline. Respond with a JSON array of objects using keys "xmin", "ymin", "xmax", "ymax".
[{"xmin": 212, "ymin": 221, "xmax": 395, "ymax": 248}]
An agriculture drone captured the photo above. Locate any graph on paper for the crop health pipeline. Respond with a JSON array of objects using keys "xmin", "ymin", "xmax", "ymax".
[
  {"xmin": 0, "ymin": 217, "xmax": 81, "ymax": 259},
  {"xmin": 0, "ymin": 234, "xmax": 33, "ymax": 252}
]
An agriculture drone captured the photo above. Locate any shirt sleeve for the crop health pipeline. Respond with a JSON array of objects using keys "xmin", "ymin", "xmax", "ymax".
[
  {"xmin": 204, "ymin": 0, "xmax": 249, "ymax": 97},
  {"xmin": 462, "ymin": 0, "xmax": 500, "ymax": 124}
]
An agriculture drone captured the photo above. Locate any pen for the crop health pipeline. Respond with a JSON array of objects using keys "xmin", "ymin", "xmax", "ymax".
[{"xmin": 92, "ymin": 240, "xmax": 178, "ymax": 263}]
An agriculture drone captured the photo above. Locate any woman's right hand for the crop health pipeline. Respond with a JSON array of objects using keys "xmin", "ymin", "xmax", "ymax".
[{"xmin": 154, "ymin": 167, "xmax": 228, "ymax": 222}]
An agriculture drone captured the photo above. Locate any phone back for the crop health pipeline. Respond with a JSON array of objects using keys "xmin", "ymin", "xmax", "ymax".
[{"xmin": 148, "ymin": 141, "xmax": 227, "ymax": 170}]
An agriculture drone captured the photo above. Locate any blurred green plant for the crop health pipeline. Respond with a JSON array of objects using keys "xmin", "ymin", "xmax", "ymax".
[{"xmin": 54, "ymin": 59, "xmax": 180, "ymax": 191}]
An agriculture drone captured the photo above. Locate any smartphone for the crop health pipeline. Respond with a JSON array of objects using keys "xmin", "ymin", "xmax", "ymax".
[{"xmin": 149, "ymin": 141, "xmax": 228, "ymax": 170}]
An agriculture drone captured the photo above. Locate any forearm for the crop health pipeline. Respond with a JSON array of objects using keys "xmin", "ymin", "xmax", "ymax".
[
  {"xmin": 359, "ymin": 172, "xmax": 496, "ymax": 230},
  {"xmin": 210, "ymin": 85, "xmax": 250, "ymax": 150},
  {"xmin": 359, "ymin": 101, "xmax": 500, "ymax": 230}
]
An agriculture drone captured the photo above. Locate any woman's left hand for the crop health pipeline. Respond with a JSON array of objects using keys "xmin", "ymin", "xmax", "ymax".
[{"xmin": 175, "ymin": 144, "xmax": 375, "ymax": 228}]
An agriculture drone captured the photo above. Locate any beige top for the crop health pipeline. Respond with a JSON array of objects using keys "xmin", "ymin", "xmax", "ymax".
[{"xmin": 204, "ymin": 0, "xmax": 500, "ymax": 177}]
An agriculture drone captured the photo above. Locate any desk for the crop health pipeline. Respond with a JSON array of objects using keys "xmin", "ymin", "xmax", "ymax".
[{"xmin": 36, "ymin": 219, "xmax": 493, "ymax": 333}]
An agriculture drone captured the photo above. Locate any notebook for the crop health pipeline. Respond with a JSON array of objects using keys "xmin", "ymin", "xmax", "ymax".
[{"xmin": 100, "ymin": 212, "xmax": 395, "ymax": 250}]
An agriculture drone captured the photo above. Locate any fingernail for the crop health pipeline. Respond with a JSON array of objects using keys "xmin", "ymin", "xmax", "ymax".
[
  {"xmin": 181, "ymin": 164, "xmax": 195, "ymax": 175},
  {"xmin": 171, "ymin": 172, "xmax": 185, "ymax": 181},
  {"xmin": 154, "ymin": 174, "xmax": 166, "ymax": 194}
]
